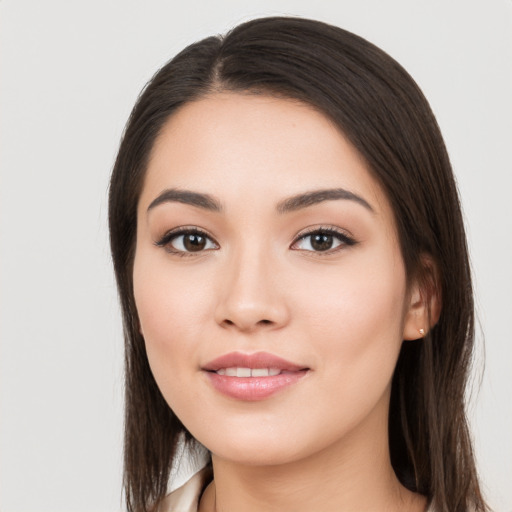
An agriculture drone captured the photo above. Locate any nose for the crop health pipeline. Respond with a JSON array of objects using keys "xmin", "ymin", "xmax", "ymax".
[{"xmin": 214, "ymin": 247, "xmax": 290, "ymax": 333}]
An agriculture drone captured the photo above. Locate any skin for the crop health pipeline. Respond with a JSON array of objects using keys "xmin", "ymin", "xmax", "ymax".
[{"xmin": 133, "ymin": 93, "xmax": 430, "ymax": 511}]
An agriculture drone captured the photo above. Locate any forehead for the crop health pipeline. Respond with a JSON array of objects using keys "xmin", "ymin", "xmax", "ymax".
[{"xmin": 140, "ymin": 92, "xmax": 390, "ymax": 218}]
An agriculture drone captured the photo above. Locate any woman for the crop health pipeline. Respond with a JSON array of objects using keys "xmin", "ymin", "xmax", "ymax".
[{"xmin": 109, "ymin": 16, "xmax": 488, "ymax": 512}]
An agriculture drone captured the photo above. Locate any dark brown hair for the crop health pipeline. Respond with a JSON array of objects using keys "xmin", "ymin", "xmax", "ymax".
[{"xmin": 109, "ymin": 16, "xmax": 487, "ymax": 512}]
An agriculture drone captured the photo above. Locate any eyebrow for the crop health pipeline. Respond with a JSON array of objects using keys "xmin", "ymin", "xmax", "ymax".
[
  {"xmin": 147, "ymin": 188, "xmax": 223, "ymax": 213},
  {"xmin": 147, "ymin": 187, "xmax": 373, "ymax": 214},
  {"xmin": 276, "ymin": 188, "xmax": 373, "ymax": 214}
]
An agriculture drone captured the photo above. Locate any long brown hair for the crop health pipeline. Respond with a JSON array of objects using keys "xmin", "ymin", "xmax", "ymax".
[{"xmin": 109, "ymin": 16, "xmax": 487, "ymax": 512}]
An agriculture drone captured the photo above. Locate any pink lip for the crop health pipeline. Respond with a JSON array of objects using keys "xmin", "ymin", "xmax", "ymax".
[
  {"xmin": 203, "ymin": 351, "xmax": 305, "ymax": 372},
  {"xmin": 202, "ymin": 351, "xmax": 309, "ymax": 401}
]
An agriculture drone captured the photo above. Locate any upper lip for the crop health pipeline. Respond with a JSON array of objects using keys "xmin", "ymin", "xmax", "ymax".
[{"xmin": 202, "ymin": 351, "xmax": 307, "ymax": 372}]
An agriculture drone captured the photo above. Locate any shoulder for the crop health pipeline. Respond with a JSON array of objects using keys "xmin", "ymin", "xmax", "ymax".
[{"xmin": 157, "ymin": 467, "xmax": 213, "ymax": 512}]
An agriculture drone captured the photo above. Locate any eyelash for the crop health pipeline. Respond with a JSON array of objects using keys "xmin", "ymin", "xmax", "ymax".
[
  {"xmin": 155, "ymin": 227, "xmax": 219, "ymax": 257},
  {"xmin": 155, "ymin": 226, "xmax": 357, "ymax": 257},
  {"xmin": 292, "ymin": 226, "xmax": 357, "ymax": 255}
]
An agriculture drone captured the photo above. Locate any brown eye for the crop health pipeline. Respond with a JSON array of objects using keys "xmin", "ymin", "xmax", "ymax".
[
  {"xmin": 310, "ymin": 233, "xmax": 334, "ymax": 251},
  {"xmin": 292, "ymin": 228, "xmax": 356, "ymax": 253},
  {"xmin": 156, "ymin": 228, "xmax": 218, "ymax": 254},
  {"xmin": 183, "ymin": 233, "xmax": 207, "ymax": 252}
]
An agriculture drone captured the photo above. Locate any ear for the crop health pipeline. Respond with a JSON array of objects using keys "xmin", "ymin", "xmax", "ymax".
[{"xmin": 402, "ymin": 256, "xmax": 442, "ymax": 340}]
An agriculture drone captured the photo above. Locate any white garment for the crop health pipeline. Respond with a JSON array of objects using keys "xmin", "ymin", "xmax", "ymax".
[
  {"xmin": 158, "ymin": 466, "xmax": 435, "ymax": 512},
  {"xmin": 159, "ymin": 467, "xmax": 212, "ymax": 512}
]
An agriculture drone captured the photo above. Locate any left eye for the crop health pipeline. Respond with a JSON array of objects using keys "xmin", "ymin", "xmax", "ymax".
[{"xmin": 292, "ymin": 229, "xmax": 355, "ymax": 252}]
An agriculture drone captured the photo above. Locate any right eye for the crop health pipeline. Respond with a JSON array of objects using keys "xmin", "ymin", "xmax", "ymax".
[{"xmin": 155, "ymin": 228, "xmax": 219, "ymax": 255}]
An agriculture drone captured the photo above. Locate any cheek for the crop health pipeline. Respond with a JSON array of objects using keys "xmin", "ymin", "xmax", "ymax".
[
  {"xmin": 299, "ymin": 251, "xmax": 407, "ymax": 382},
  {"xmin": 133, "ymin": 240, "xmax": 214, "ymax": 336},
  {"xmin": 280, "ymin": 252, "xmax": 408, "ymax": 448},
  {"xmin": 132, "ymin": 250, "xmax": 212, "ymax": 399}
]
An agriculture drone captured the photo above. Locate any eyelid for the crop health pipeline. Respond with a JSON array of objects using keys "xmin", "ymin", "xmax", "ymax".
[
  {"xmin": 154, "ymin": 224, "xmax": 356, "ymax": 256},
  {"xmin": 291, "ymin": 225, "xmax": 357, "ymax": 253},
  {"xmin": 154, "ymin": 226, "xmax": 219, "ymax": 255}
]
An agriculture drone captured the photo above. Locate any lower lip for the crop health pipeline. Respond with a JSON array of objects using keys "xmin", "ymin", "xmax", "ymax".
[{"xmin": 205, "ymin": 370, "xmax": 308, "ymax": 401}]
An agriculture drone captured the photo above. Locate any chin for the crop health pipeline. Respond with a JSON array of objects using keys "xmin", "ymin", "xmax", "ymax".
[
  {"xmin": 212, "ymin": 443, "xmax": 305, "ymax": 467},
  {"xmin": 193, "ymin": 421, "xmax": 327, "ymax": 468}
]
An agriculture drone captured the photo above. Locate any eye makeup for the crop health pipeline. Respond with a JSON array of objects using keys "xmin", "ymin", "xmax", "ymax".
[
  {"xmin": 291, "ymin": 226, "xmax": 357, "ymax": 255},
  {"xmin": 154, "ymin": 226, "xmax": 219, "ymax": 256},
  {"xmin": 153, "ymin": 223, "xmax": 357, "ymax": 258}
]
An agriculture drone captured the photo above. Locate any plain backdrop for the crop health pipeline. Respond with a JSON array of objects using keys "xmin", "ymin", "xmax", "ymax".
[{"xmin": 1, "ymin": 1, "xmax": 511, "ymax": 511}]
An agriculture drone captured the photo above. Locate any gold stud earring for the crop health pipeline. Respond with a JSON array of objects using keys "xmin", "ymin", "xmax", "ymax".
[{"xmin": 419, "ymin": 328, "xmax": 425, "ymax": 336}]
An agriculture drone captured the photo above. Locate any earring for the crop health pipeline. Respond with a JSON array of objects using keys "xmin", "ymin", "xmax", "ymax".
[{"xmin": 419, "ymin": 328, "xmax": 425, "ymax": 336}]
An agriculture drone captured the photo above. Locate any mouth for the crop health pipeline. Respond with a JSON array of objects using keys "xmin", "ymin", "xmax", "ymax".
[
  {"xmin": 202, "ymin": 352, "xmax": 309, "ymax": 401},
  {"xmin": 214, "ymin": 367, "xmax": 283, "ymax": 377}
]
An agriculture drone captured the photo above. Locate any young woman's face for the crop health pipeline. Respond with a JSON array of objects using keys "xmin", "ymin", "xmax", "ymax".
[{"xmin": 134, "ymin": 93, "xmax": 420, "ymax": 465}]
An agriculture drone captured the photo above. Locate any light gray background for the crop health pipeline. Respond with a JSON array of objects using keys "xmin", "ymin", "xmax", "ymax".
[{"xmin": 1, "ymin": 1, "xmax": 511, "ymax": 511}]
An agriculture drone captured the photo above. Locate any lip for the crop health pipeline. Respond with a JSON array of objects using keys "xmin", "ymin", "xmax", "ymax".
[
  {"xmin": 202, "ymin": 351, "xmax": 309, "ymax": 401},
  {"xmin": 203, "ymin": 351, "xmax": 305, "ymax": 372}
]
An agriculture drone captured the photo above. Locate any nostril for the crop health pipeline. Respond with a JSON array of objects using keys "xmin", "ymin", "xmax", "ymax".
[{"xmin": 221, "ymin": 318, "xmax": 273, "ymax": 329}]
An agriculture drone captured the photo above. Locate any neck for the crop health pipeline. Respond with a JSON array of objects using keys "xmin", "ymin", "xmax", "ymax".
[{"xmin": 199, "ymin": 399, "xmax": 426, "ymax": 512}]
